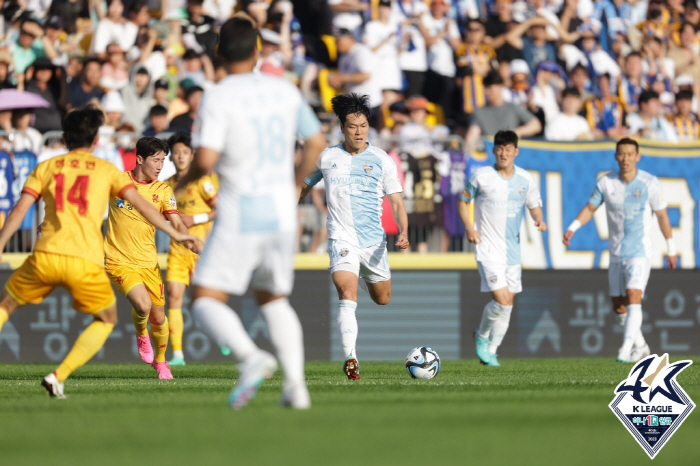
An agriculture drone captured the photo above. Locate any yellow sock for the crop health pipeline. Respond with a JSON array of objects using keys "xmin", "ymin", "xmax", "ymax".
[
  {"xmin": 131, "ymin": 308, "xmax": 149, "ymax": 337},
  {"xmin": 168, "ymin": 308, "xmax": 183, "ymax": 352},
  {"xmin": 151, "ymin": 317, "xmax": 169, "ymax": 362},
  {"xmin": 0, "ymin": 307, "xmax": 8, "ymax": 332},
  {"xmin": 55, "ymin": 321, "xmax": 114, "ymax": 382}
]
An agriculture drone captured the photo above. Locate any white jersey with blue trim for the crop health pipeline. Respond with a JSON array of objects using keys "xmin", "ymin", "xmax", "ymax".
[
  {"xmin": 193, "ymin": 72, "xmax": 321, "ymax": 234},
  {"xmin": 305, "ymin": 143, "xmax": 402, "ymax": 248},
  {"xmin": 588, "ymin": 170, "xmax": 666, "ymax": 261},
  {"xmin": 460, "ymin": 165, "xmax": 542, "ymax": 265}
]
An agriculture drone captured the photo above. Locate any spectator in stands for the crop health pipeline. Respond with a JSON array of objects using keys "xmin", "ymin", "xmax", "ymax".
[
  {"xmin": 101, "ymin": 43, "xmax": 129, "ymax": 91},
  {"xmin": 101, "ymin": 91, "xmax": 126, "ymax": 129},
  {"xmin": 456, "ymin": 19, "xmax": 495, "ymax": 119},
  {"xmin": 569, "ymin": 64, "xmax": 593, "ymax": 102},
  {"xmin": 10, "ymin": 108, "xmax": 43, "ymax": 153},
  {"xmin": 153, "ymin": 79, "xmax": 170, "ymax": 108},
  {"xmin": 329, "ymin": 28, "xmax": 383, "ymax": 128},
  {"xmin": 363, "ymin": 0, "xmax": 403, "ymax": 112},
  {"xmin": 643, "ymin": 36, "xmax": 675, "ymax": 83},
  {"xmin": 48, "ymin": 0, "xmax": 86, "ymax": 35},
  {"xmin": 328, "ymin": 0, "xmax": 366, "ymax": 39},
  {"xmin": 484, "ymin": 0, "xmax": 520, "ymax": 63},
  {"xmin": 43, "ymin": 16, "xmax": 71, "ymax": 68},
  {"xmin": 399, "ymin": 95, "xmax": 448, "ymax": 155},
  {"xmin": 168, "ymin": 84, "xmax": 203, "ymax": 132},
  {"xmin": 667, "ymin": 89, "xmax": 700, "ymax": 141},
  {"xmin": 12, "ymin": 19, "xmax": 47, "ymax": 79},
  {"xmin": 25, "ymin": 57, "xmax": 63, "ymax": 133},
  {"xmin": 394, "ymin": 0, "xmax": 430, "ymax": 97},
  {"xmin": 0, "ymin": 51, "xmax": 13, "ymax": 90},
  {"xmin": 68, "ymin": 58, "xmax": 103, "ymax": 110},
  {"xmin": 465, "ymin": 70, "xmax": 541, "ymax": 153},
  {"xmin": 179, "ymin": 49, "xmax": 214, "ymax": 87},
  {"xmin": 90, "ymin": 0, "xmax": 139, "ymax": 60},
  {"xmin": 182, "ymin": 0, "xmax": 218, "ymax": 56},
  {"xmin": 584, "ymin": 72, "xmax": 627, "ymax": 139},
  {"xmin": 503, "ymin": 58, "xmax": 530, "ymax": 106},
  {"xmin": 667, "ymin": 22, "xmax": 700, "ymax": 85},
  {"xmin": 544, "ymin": 87, "xmax": 592, "ymax": 141},
  {"xmin": 143, "ymin": 104, "xmax": 169, "ymax": 136},
  {"xmin": 121, "ymin": 66, "xmax": 153, "ymax": 133},
  {"xmin": 627, "ymin": 89, "xmax": 678, "ymax": 142},
  {"xmin": 618, "ymin": 51, "xmax": 647, "ymax": 113},
  {"xmin": 505, "ymin": 16, "xmax": 557, "ymax": 73},
  {"xmin": 530, "ymin": 61, "xmax": 565, "ymax": 124},
  {"xmin": 258, "ymin": 29, "xmax": 287, "ymax": 77}
]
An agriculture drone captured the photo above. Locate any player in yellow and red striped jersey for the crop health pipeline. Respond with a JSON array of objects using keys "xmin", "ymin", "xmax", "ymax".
[
  {"xmin": 0, "ymin": 107, "xmax": 197, "ymax": 397},
  {"xmin": 163, "ymin": 132, "xmax": 218, "ymax": 365},
  {"xmin": 104, "ymin": 137, "xmax": 195, "ymax": 379}
]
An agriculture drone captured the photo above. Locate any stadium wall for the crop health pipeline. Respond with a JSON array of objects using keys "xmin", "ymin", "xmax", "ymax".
[{"xmin": 1, "ymin": 267, "xmax": 698, "ymax": 362}]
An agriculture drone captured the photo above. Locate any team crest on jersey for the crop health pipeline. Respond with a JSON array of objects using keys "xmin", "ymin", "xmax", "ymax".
[
  {"xmin": 363, "ymin": 162, "xmax": 373, "ymax": 174},
  {"xmin": 609, "ymin": 353, "xmax": 694, "ymax": 459},
  {"xmin": 116, "ymin": 276, "xmax": 124, "ymax": 285},
  {"xmin": 489, "ymin": 275, "xmax": 498, "ymax": 284},
  {"xmin": 518, "ymin": 186, "xmax": 525, "ymax": 196},
  {"xmin": 339, "ymin": 248, "xmax": 350, "ymax": 257},
  {"xmin": 169, "ymin": 196, "xmax": 177, "ymax": 208},
  {"xmin": 152, "ymin": 194, "xmax": 159, "ymax": 203},
  {"xmin": 204, "ymin": 180, "xmax": 215, "ymax": 194},
  {"xmin": 633, "ymin": 189, "xmax": 641, "ymax": 199}
]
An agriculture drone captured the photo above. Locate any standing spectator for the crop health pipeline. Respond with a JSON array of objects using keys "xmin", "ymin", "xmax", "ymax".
[
  {"xmin": 329, "ymin": 29, "xmax": 384, "ymax": 128},
  {"xmin": 505, "ymin": 16, "xmax": 557, "ymax": 73},
  {"xmin": 10, "ymin": 109, "xmax": 43, "ymax": 153},
  {"xmin": 484, "ymin": 0, "xmax": 521, "ymax": 63},
  {"xmin": 179, "ymin": 49, "xmax": 214, "ymax": 86},
  {"xmin": 68, "ymin": 58, "xmax": 103, "ymax": 109},
  {"xmin": 363, "ymin": 0, "xmax": 403, "ymax": 107},
  {"xmin": 48, "ymin": 0, "xmax": 88, "ymax": 35},
  {"xmin": 25, "ymin": 57, "xmax": 63, "ymax": 133},
  {"xmin": 101, "ymin": 43, "xmax": 130, "ymax": 91},
  {"xmin": 503, "ymin": 58, "xmax": 530, "ymax": 106},
  {"xmin": 529, "ymin": 60, "xmax": 564, "ymax": 123},
  {"xmin": 626, "ymin": 90, "xmax": 679, "ymax": 142},
  {"xmin": 422, "ymin": 0, "xmax": 461, "ymax": 124},
  {"xmin": 544, "ymin": 87, "xmax": 591, "ymax": 140},
  {"xmin": 43, "ymin": 16, "xmax": 71, "ymax": 68},
  {"xmin": 667, "ymin": 22, "xmax": 700, "ymax": 85},
  {"xmin": 121, "ymin": 66, "xmax": 153, "ymax": 133},
  {"xmin": 101, "ymin": 91, "xmax": 126, "ymax": 130},
  {"xmin": 181, "ymin": 0, "xmax": 217, "ymax": 56},
  {"xmin": 258, "ymin": 29, "xmax": 287, "ymax": 77},
  {"xmin": 667, "ymin": 89, "xmax": 700, "ymax": 141},
  {"xmin": 456, "ymin": 19, "xmax": 495, "ymax": 118},
  {"xmin": 90, "ymin": 0, "xmax": 139, "ymax": 60},
  {"xmin": 393, "ymin": 0, "xmax": 430, "ymax": 97},
  {"xmin": 143, "ymin": 104, "xmax": 169, "ymax": 136},
  {"xmin": 568, "ymin": 64, "xmax": 593, "ymax": 102},
  {"xmin": 11, "ymin": 20, "xmax": 47, "ymax": 79},
  {"xmin": 584, "ymin": 72, "xmax": 627, "ymax": 139},
  {"xmin": 168, "ymin": 84, "xmax": 203, "ymax": 132},
  {"xmin": 617, "ymin": 51, "xmax": 647, "ymax": 113},
  {"xmin": 153, "ymin": 78, "xmax": 170, "ymax": 108}
]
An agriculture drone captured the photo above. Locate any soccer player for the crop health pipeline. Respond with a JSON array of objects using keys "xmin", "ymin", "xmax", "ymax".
[
  {"xmin": 164, "ymin": 132, "xmax": 218, "ymax": 366},
  {"xmin": 0, "ymin": 107, "xmax": 196, "ymax": 397},
  {"xmin": 298, "ymin": 93, "xmax": 409, "ymax": 380},
  {"xmin": 563, "ymin": 137, "xmax": 677, "ymax": 363},
  {"xmin": 457, "ymin": 130, "xmax": 546, "ymax": 367},
  {"xmin": 104, "ymin": 136, "xmax": 195, "ymax": 379},
  {"xmin": 177, "ymin": 14, "xmax": 326, "ymax": 409}
]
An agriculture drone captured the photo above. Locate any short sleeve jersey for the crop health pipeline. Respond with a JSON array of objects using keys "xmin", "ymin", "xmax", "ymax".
[
  {"xmin": 305, "ymin": 143, "xmax": 403, "ymax": 248},
  {"xmin": 460, "ymin": 165, "xmax": 542, "ymax": 265},
  {"xmin": 165, "ymin": 173, "xmax": 219, "ymax": 255},
  {"xmin": 588, "ymin": 169, "xmax": 666, "ymax": 261},
  {"xmin": 22, "ymin": 150, "xmax": 134, "ymax": 267},
  {"xmin": 104, "ymin": 171, "xmax": 178, "ymax": 268}
]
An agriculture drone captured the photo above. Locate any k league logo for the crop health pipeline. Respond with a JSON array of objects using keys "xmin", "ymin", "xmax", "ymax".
[{"xmin": 609, "ymin": 354, "xmax": 694, "ymax": 459}]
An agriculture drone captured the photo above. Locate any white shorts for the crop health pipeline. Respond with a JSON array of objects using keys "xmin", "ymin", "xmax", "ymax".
[
  {"xmin": 328, "ymin": 239, "xmax": 391, "ymax": 283},
  {"xmin": 193, "ymin": 228, "xmax": 295, "ymax": 296},
  {"xmin": 609, "ymin": 257, "xmax": 651, "ymax": 297},
  {"xmin": 477, "ymin": 261, "xmax": 522, "ymax": 294}
]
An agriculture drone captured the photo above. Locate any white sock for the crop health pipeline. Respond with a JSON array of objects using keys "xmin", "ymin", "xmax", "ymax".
[
  {"xmin": 634, "ymin": 326, "xmax": 647, "ymax": 349},
  {"xmin": 192, "ymin": 297, "xmax": 257, "ymax": 362},
  {"xmin": 621, "ymin": 304, "xmax": 642, "ymax": 354},
  {"xmin": 488, "ymin": 303, "xmax": 513, "ymax": 354},
  {"xmin": 616, "ymin": 312, "xmax": 627, "ymax": 326},
  {"xmin": 260, "ymin": 298, "xmax": 305, "ymax": 388},
  {"xmin": 338, "ymin": 300, "xmax": 358, "ymax": 359},
  {"xmin": 477, "ymin": 300, "xmax": 501, "ymax": 340},
  {"xmin": 173, "ymin": 350, "xmax": 184, "ymax": 358}
]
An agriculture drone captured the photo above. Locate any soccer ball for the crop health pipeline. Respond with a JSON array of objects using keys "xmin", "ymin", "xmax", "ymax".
[{"xmin": 405, "ymin": 347, "xmax": 440, "ymax": 379}]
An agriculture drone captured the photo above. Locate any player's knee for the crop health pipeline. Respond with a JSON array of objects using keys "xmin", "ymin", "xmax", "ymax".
[
  {"xmin": 373, "ymin": 291, "xmax": 391, "ymax": 305},
  {"xmin": 133, "ymin": 298, "xmax": 152, "ymax": 315}
]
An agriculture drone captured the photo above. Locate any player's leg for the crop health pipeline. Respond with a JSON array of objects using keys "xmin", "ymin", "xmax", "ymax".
[
  {"xmin": 0, "ymin": 292, "xmax": 22, "ymax": 332},
  {"xmin": 126, "ymin": 285, "xmax": 155, "ymax": 364},
  {"xmin": 1, "ymin": 252, "xmax": 54, "ymax": 331},
  {"xmin": 143, "ymin": 267, "xmax": 172, "ymax": 378},
  {"xmin": 475, "ymin": 262, "xmax": 514, "ymax": 365},
  {"xmin": 362, "ymin": 241, "xmax": 392, "ymax": 306},
  {"xmin": 617, "ymin": 258, "xmax": 650, "ymax": 362},
  {"xmin": 166, "ymin": 281, "xmax": 186, "ymax": 364}
]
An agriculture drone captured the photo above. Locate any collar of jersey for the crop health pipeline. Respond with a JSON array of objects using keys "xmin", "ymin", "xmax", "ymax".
[
  {"xmin": 129, "ymin": 170, "xmax": 156, "ymax": 185},
  {"xmin": 340, "ymin": 142, "xmax": 370, "ymax": 157}
]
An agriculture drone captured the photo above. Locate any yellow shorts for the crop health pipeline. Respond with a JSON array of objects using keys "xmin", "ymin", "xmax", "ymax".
[
  {"xmin": 105, "ymin": 263, "xmax": 165, "ymax": 306},
  {"xmin": 6, "ymin": 252, "xmax": 116, "ymax": 313},
  {"xmin": 166, "ymin": 252, "xmax": 198, "ymax": 285}
]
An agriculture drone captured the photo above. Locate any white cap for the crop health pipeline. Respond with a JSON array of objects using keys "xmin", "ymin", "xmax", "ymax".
[
  {"xmin": 510, "ymin": 59, "xmax": 530, "ymax": 76},
  {"xmin": 260, "ymin": 28, "xmax": 282, "ymax": 45},
  {"xmin": 102, "ymin": 91, "xmax": 125, "ymax": 113},
  {"xmin": 675, "ymin": 74, "xmax": 694, "ymax": 87}
]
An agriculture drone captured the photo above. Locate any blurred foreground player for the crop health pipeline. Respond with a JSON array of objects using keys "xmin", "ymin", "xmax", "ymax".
[
  {"xmin": 0, "ymin": 107, "xmax": 196, "ymax": 397},
  {"xmin": 298, "ymin": 93, "xmax": 409, "ymax": 380},
  {"xmin": 178, "ymin": 14, "xmax": 326, "ymax": 409},
  {"xmin": 564, "ymin": 137, "xmax": 677, "ymax": 363},
  {"xmin": 458, "ymin": 130, "xmax": 546, "ymax": 367}
]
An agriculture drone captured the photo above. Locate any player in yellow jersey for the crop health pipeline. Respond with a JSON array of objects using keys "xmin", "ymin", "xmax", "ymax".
[
  {"xmin": 0, "ymin": 107, "xmax": 197, "ymax": 398},
  {"xmin": 164, "ymin": 132, "xmax": 218, "ymax": 366},
  {"xmin": 104, "ymin": 136, "xmax": 193, "ymax": 379}
]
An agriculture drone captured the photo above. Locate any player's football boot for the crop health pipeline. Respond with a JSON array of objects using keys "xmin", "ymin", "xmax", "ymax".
[
  {"xmin": 41, "ymin": 372, "xmax": 66, "ymax": 399},
  {"xmin": 488, "ymin": 353, "xmax": 501, "ymax": 367},
  {"xmin": 152, "ymin": 361, "xmax": 173, "ymax": 379},
  {"xmin": 136, "ymin": 335, "xmax": 155, "ymax": 364},
  {"xmin": 616, "ymin": 347, "xmax": 632, "ymax": 363},
  {"xmin": 344, "ymin": 357, "xmax": 360, "ymax": 380},
  {"xmin": 220, "ymin": 346, "xmax": 232, "ymax": 356},
  {"xmin": 474, "ymin": 331, "xmax": 491, "ymax": 365},
  {"xmin": 168, "ymin": 355, "xmax": 186, "ymax": 366},
  {"xmin": 280, "ymin": 384, "xmax": 311, "ymax": 410},
  {"xmin": 228, "ymin": 350, "xmax": 278, "ymax": 410},
  {"xmin": 631, "ymin": 344, "xmax": 651, "ymax": 363}
]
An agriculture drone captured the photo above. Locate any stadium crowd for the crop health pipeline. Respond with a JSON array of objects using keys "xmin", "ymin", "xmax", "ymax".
[{"xmin": 0, "ymin": 0, "xmax": 699, "ymax": 252}]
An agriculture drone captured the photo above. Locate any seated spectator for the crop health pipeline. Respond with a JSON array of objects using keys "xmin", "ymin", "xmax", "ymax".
[
  {"xmin": 101, "ymin": 43, "xmax": 130, "ymax": 91},
  {"xmin": 121, "ymin": 66, "xmax": 153, "ymax": 133},
  {"xmin": 568, "ymin": 64, "xmax": 593, "ymax": 102},
  {"xmin": 584, "ymin": 73, "xmax": 627, "ymax": 139},
  {"xmin": 503, "ymin": 58, "xmax": 530, "ymax": 106},
  {"xmin": 153, "ymin": 79, "xmax": 171, "ymax": 109},
  {"xmin": 143, "ymin": 104, "xmax": 169, "ymax": 136},
  {"xmin": 12, "ymin": 19, "xmax": 47, "ymax": 79},
  {"xmin": 115, "ymin": 122, "xmax": 137, "ymax": 170},
  {"xmin": 456, "ymin": 19, "xmax": 496, "ymax": 117},
  {"xmin": 505, "ymin": 16, "xmax": 557, "ymax": 73},
  {"xmin": 169, "ymin": 85, "xmax": 203, "ymax": 132},
  {"xmin": 545, "ymin": 87, "xmax": 592, "ymax": 141},
  {"xmin": 399, "ymin": 96, "xmax": 448, "ymax": 155},
  {"xmin": 530, "ymin": 60, "xmax": 564, "ymax": 123},
  {"xmin": 667, "ymin": 22, "xmax": 700, "ymax": 85},
  {"xmin": 617, "ymin": 52, "xmax": 647, "ymax": 113},
  {"xmin": 25, "ymin": 57, "xmax": 63, "ymax": 133},
  {"xmin": 484, "ymin": 0, "xmax": 521, "ymax": 63},
  {"xmin": 179, "ymin": 49, "xmax": 214, "ymax": 87},
  {"xmin": 667, "ymin": 89, "xmax": 700, "ymax": 141},
  {"xmin": 258, "ymin": 29, "xmax": 287, "ymax": 77},
  {"xmin": 10, "ymin": 108, "xmax": 43, "ymax": 153},
  {"xmin": 90, "ymin": 0, "xmax": 139, "ymax": 60},
  {"xmin": 101, "ymin": 91, "xmax": 126, "ymax": 129},
  {"xmin": 394, "ymin": 0, "xmax": 429, "ymax": 97},
  {"xmin": 68, "ymin": 58, "xmax": 103, "ymax": 110},
  {"xmin": 627, "ymin": 90, "xmax": 678, "ymax": 142},
  {"xmin": 43, "ymin": 16, "xmax": 71, "ymax": 68},
  {"xmin": 328, "ymin": 0, "xmax": 366, "ymax": 39}
]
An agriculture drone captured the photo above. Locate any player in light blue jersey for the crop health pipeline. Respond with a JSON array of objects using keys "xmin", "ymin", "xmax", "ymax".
[
  {"xmin": 298, "ymin": 93, "xmax": 409, "ymax": 380},
  {"xmin": 564, "ymin": 138, "xmax": 677, "ymax": 363},
  {"xmin": 458, "ymin": 130, "xmax": 546, "ymax": 367},
  {"xmin": 177, "ymin": 14, "xmax": 326, "ymax": 409}
]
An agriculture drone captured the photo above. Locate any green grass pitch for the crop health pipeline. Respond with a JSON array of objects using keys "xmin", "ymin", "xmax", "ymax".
[{"xmin": 1, "ymin": 358, "xmax": 698, "ymax": 466}]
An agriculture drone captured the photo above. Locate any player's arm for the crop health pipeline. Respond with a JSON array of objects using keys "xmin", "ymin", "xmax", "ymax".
[
  {"xmin": 0, "ymin": 193, "xmax": 37, "ymax": 260},
  {"xmin": 388, "ymin": 192, "xmax": 409, "ymax": 249},
  {"xmin": 457, "ymin": 198, "xmax": 481, "ymax": 244},
  {"xmin": 296, "ymin": 133, "xmax": 327, "ymax": 188},
  {"xmin": 528, "ymin": 206, "xmax": 547, "ymax": 232},
  {"xmin": 563, "ymin": 203, "xmax": 597, "ymax": 247},
  {"xmin": 654, "ymin": 208, "xmax": 678, "ymax": 269},
  {"xmin": 298, "ymin": 183, "xmax": 313, "ymax": 204}
]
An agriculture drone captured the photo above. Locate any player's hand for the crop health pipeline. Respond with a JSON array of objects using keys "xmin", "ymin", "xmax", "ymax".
[
  {"xmin": 666, "ymin": 255, "xmax": 678, "ymax": 270},
  {"xmin": 174, "ymin": 233, "xmax": 202, "ymax": 253},
  {"xmin": 563, "ymin": 230, "xmax": 575, "ymax": 247},
  {"xmin": 395, "ymin": 232, "xmax": 409, "ymax": 250},
  {"xmin": 535, "ymin": 220, "xmax": 547, "ymax": 232},
  {"xmin": 466, "ymin": 228, "xmax": 481, "ymax": 244},
  {"xmin": 180, "ymin": 214, "xmax": 194, "ymax": 228}
]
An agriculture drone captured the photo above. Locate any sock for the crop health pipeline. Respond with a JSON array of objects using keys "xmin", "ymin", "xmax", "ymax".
[
  {"xmin": 634, "ymin": 322, "xmax": 647, "ymax": 349},
  {"xmin": 488, "ymin": 304, "xmax": 513, "ymax": 354},
  {"xmin": 0, "ymin": 307, "xmax": 8, "ymax": 332},
  {"xmin": 621, "ymin": 304, "xmax": 642, "ymax": 354},
  {"xmin": 131, "ymin": 308, "xmax": 148, "ymax": 337},
  {"xmin": 260, "ymin": 298, "xmax": 305, "ymax": 388},
  {"xmin": 616, "ymin": 312, "xmax": 627, "ymax": 326},
  {"xmin": 151, "ymin": 317, "xmax": 169, "ymax": 363},
  {"xmin": 338, "ymin": 300, "xmax": 358, "ymax": 359},
  {"xmin": 168, "ymin": 308, "xmax": 183, "ymax": 352},
  {"xmin": 477, "ymin": 301, "xmax": 500, "ymax": 340},
  {"xmin": 192, "ymin": 297, "xmax": 257, "ymax": 362},
  {"xmin": 55, "ymin": 321, "xmax": 114, "ymax": 382}
]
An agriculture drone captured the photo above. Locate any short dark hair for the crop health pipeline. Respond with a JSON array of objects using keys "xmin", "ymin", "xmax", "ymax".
[
  {"xmin": 128, "ymin": 0, "xmax": 148, "ymax": 14},
  {"xmin": 185, "ymin": 85, "xmax": 203, "ymax": 100},
  {"xmin": 82, "ymin": 57, "xmax": 102, "ymax": 69},
  {"xmin": 626, "ymin": 51, "xmax": 642, "ymax": 61},
  {"xmin": 562, "ymin": 87, "xmax": 581, "ymax": 99},
  {"xmin": 218, "ymin": 14, "xmax": 259, "ymax": 63},
  {"xmin": 599, "ymin": 72, "xmax": 611, "ymax": 82},
  {"xmin": 639, "ymin": 89, "xmax": 659, "ymax": 105},
  {"xmin": 676, "ymin": 89, "xmax": 694, "ymax": 101},
  {"xmin": 62, "ymin": 105, "xmax": 105, "ymax": 150},
  {"xmin": 483, "ymin": 70, "xmax": 504, "ymax": 87},
  {"xmin": 570, "ymin": 64, "xmax": 588, "ymax": 76},
  {"xmin": 167, "ymin": 132, "xmax": 192, "ymax": 151},
  {"xmin": 616, "ymin": 137, "xmax": 639, "ymax": 153},
  {"xmin": 331, "ymin": 93, "xmax": 370, "ymax": 126},
  {"xmin": 149, "ymin": 104, "xmax": 168, "ymax": 117},
  {"xmin": 493, "ymin": 130, "xmax": 518, "ymax": 148},
  {"xmin": 183, "ymin": 49, "xmax": 201, "ymax": 60},
  {"xmin": 136, "ymin": 137, "xmax": 169, "ymax": 158}
]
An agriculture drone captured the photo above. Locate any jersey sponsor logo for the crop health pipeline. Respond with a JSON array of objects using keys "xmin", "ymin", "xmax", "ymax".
[
  {"xmin": 633, "ymin": 189, "xmax": 641, "ymax": 199},
  {"xmin": 518, "ymin": 186, "xmax": 525, "ymax": 196},
  {"xmin": 363, "ymin": 162, "xmax": 373, "ymax": 174},
  {"xmin": 116, "ymin": 200, "xmax": 125, "ymax": 208},
  {"xmin": 116, "ymin": 199, "xmax": 133, "ymax": 210},
  {"xmin": 609, "ymin": 353, "xmax": 695, "ymax": 459}
]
